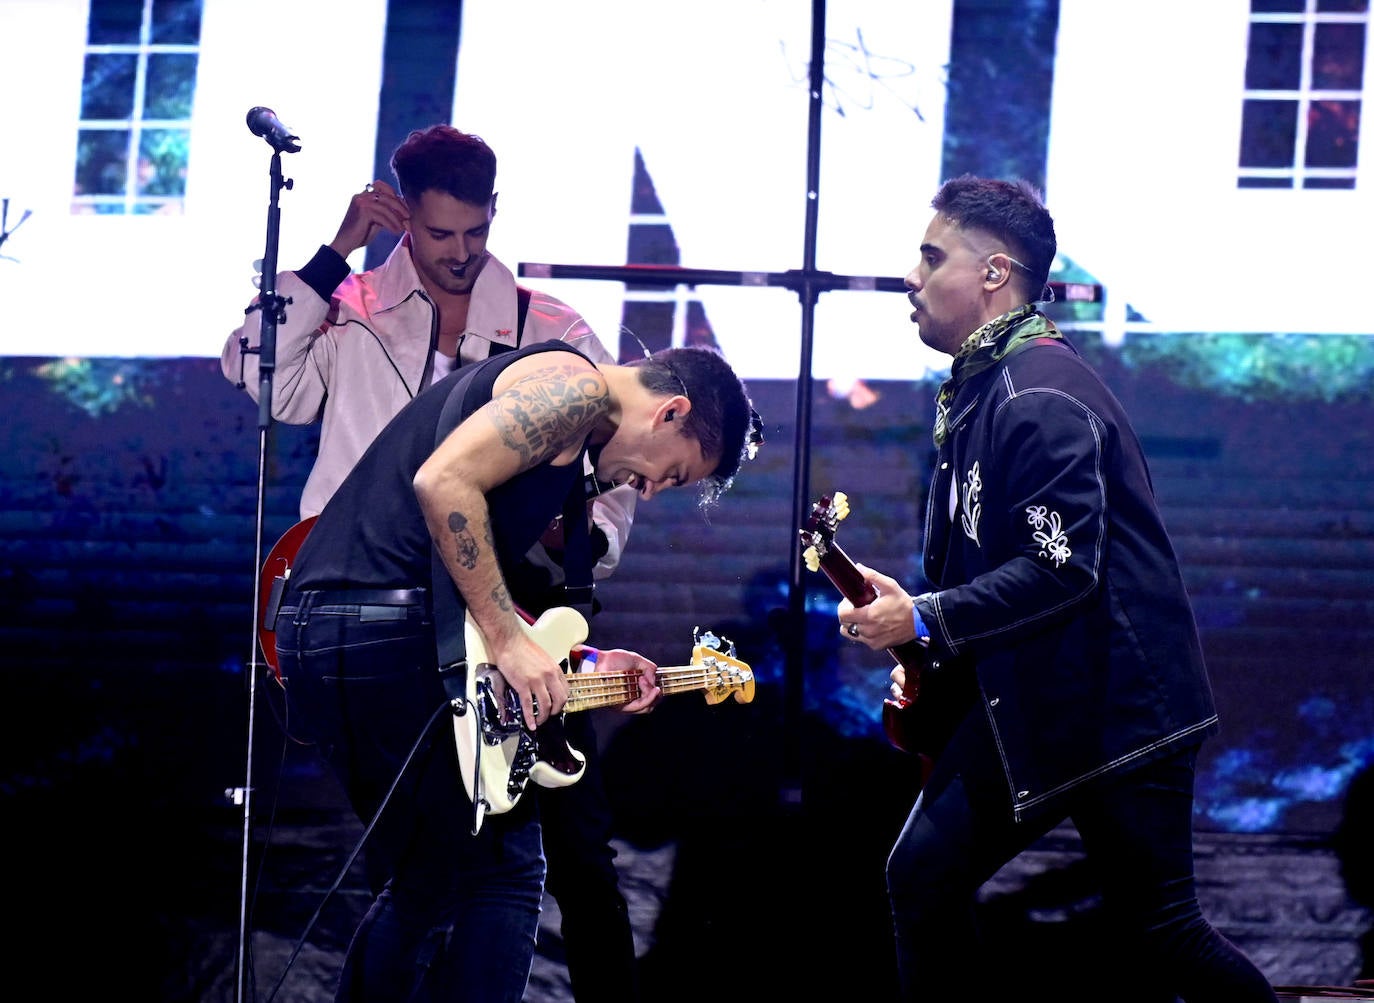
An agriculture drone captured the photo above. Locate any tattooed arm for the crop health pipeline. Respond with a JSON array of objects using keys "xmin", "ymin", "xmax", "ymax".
[{"xmin": 413, "ymin": 356, "xmax": 610, "ymax": 730}]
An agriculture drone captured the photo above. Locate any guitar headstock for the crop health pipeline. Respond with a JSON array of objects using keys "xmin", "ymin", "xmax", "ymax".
[
  {"xmin": 799, "ymin": 491, "xmax": 850, "ymax": 572},
  {"xmin": 689, "ymin": 641, "xmax": 756, "ymax": 705}
]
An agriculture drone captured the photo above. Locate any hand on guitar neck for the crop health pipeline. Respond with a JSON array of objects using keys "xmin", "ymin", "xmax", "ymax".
[{"xmin": 455, "ymin": 608, "xmax": 755, "ymax": 832}]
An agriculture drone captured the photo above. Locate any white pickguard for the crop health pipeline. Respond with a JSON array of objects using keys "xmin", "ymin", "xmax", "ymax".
[{"xmin": 450, "ymin": 606, "xmax": 589, "ymax": 834}]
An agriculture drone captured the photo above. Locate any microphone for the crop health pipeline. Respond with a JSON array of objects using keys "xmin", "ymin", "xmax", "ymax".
[{"xmin": 245, "ymin": 106, "xmax": 301, "ymax": 153}]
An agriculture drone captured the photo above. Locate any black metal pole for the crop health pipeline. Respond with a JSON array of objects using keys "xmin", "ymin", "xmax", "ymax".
[
  {"xmin": 236, "ymin": 143, "xmax": 295, "ymax": 1003},
  {"xmin": 777, "ymin": 0, "xmax": 827, "ymax": 809}
]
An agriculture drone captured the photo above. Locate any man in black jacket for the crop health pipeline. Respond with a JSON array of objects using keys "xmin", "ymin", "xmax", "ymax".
[{"xmin": 837, "ymin": 176, "xmax": 1278, "ymax": 1002}]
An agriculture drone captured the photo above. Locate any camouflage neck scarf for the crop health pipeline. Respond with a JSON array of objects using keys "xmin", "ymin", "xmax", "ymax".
[{"xmin": 932, "ymin": 305, "xmax": 1061, "ymax": 446}]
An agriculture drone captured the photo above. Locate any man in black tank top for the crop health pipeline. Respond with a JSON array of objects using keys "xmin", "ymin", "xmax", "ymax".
[{"xmin": 274, "ymin": 339, "xmax": 760, "ymax": 1003}]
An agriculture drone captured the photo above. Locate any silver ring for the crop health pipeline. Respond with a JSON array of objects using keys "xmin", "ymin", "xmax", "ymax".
[
  {"xmin": 530, "ymin": 695, "xmax": 540, "ymax": 717},
  {"xmin": 846, "ymin": 622, "xmax": 859, "ymax": 638},
  {"xmin": 363, "ymin": 183, "xmax": 375, "ymax": 193}
]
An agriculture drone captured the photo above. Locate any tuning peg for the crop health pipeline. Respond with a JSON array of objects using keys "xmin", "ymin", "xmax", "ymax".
[
  {"xmin": 834, "ymin": 492, "xmax": 850, "ymax": 520},
  {"xmin": 803, "ymin": 545, "xmax": 820, "ymax": 572},
  {"xmin": 694, "ymin": 627, "xmax": 738, "ymax": 658}
]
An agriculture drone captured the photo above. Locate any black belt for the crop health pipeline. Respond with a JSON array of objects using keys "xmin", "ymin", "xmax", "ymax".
[{"xmin": 287, "ymin": 587, "xmax": 429, "ymax": 607}]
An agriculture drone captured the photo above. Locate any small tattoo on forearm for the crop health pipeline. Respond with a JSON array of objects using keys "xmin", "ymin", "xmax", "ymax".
[{"xmin": 447, "ymin": 511, "xmax": 480, "ymax": 570}]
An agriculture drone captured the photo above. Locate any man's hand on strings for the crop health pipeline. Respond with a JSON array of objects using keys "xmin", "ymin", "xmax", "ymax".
[{"xmin": 493, "ymin": 631, "xmax": 571, "ymax": 732}]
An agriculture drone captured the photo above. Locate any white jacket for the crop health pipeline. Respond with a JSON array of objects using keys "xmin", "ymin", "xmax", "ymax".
[{"xmin": 222, "ymin": 239, "xmax": 635, "ymax": 577}]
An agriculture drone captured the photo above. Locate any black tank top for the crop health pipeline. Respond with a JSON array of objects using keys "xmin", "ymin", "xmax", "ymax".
[{"xmin": 290, "ymin": 340, "xmax": 591, "ymax": 591}]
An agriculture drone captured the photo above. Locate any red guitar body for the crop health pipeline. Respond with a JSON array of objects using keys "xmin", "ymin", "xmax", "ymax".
[{"xmin": 257, "ymin": 515, "xmax": 317, "ymax": 681}]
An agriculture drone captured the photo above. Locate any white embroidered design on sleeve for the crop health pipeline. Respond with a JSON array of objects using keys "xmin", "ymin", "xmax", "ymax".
[
  {"xmin": 961, "ymin": 461, "xmax": 983, "ymax": 544},
  {"xmin": 1026, "ymin": 505, "xmax": 1071, "ymax": 566}
]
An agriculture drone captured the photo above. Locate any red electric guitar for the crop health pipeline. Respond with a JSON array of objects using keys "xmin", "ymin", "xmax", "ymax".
[
  {"xmin": 257, "ymin": 515, "xmax": 317, "ymax": 681},
  {"xmin": 800, "ymin": 492, "xmax": 979, "ymax": 786}
]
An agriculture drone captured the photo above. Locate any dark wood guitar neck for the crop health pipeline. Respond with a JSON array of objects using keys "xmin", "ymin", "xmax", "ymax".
[{"xmin": 816, "ymin": 539, "xmax": 928, "ymax": 682}]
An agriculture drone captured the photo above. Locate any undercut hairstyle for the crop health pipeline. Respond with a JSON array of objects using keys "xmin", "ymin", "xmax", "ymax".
[
  {"xmin": 627, "ymin": 346, "xmax": 757, "ymax": 506},
  {"xmin": 390, "ymin": 125, "xmax": 497, "ymax": 206},
  {"xmin": 931, "ymin": 175, "xmax": 1057, "ymax": 299}
]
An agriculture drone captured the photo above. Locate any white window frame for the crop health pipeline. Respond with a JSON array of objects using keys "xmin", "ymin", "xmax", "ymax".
[
  {"xmin": 1239, "ymin": 0, "xmax": 1370, "ymax": 188},
  {"xmin": 74, "ymin": 0, "xmax": 201, "ymax": 214}
]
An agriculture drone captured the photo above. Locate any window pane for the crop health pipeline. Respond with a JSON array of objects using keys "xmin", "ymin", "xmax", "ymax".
[
  {"xmin": 1246, "ymin": 23, "xmax": 1304, "ymax": 90},
  {"xmin": 137, "ymin": 129, "xmax": 190, "ymax": 195},
  {"xmin": 145, "ymin": 53, "xmax": 198, "ymax": 118},
  {"xmin": 75, "ymin": 129, "xmax": 131, "ymax": 196},
  {"xmin": 1238, "ymin": 175, "xmax": 1295, "ymax": 187},
  {"xmin": 87, "ymin": 0, "xmax": 145, "ymax": 44},
  {"xmin": 1312, "ymin": 23, "xmax": 1367, "ymax": 89},
  {"xmin": 1303, "ymin": 176, "xmax": 1357, "ymax": 187},
  {"xmin": 1305, "ymin": 99, "xmax": 1361, "ymax": 166},
  {"xmin": 81, "ymin": 53, "xmax": 137, "ymax": 119},
  {"xmin": 1316, "ymin": 0, "xmax": 1369, "ymax": 13},
  {"xmin": 1240, "ymin": 99, "xmax": 1299, "ymax": 166},
  {"xmin": 1252, "ymin": 0, "xmax": 1305, "ymax": 11},
  {"xmin": 151, "ymin": 0, "xmax": 203, "ymax": 44}
]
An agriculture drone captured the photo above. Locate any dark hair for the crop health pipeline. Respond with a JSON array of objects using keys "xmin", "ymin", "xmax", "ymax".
[
  {"xmin": 390, "ymin": 125, "xmax": 497, "ymax": 205},
  {"xmin": 627, "ymin": 346, "xmax": 759, "ymax": 506},
  {"xmin": 931, "ymin": 175, "xmax": 1057, "ymax": 299}
]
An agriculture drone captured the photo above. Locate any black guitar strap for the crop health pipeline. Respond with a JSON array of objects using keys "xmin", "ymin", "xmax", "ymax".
[{"xmin": 558, "ymin": 479, "xmax": 595, "ymax": 621}]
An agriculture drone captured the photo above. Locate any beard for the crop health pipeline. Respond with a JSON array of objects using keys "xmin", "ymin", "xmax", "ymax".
[{"xmin": 420, "ymin": 251, "xmax": 487, "ymax": 296}]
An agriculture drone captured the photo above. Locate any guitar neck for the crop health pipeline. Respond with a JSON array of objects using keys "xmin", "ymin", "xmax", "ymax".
[
  {"xmin": 816, "ymin": 538, "xmax": 878, "ymax": 606},
  {"xmin": 564, "ymin": 664, "xmax": 706, "ymax": 713},
  {"xmin": 818, "ymin": 542, "xmax": 928, "ymax": 674}
]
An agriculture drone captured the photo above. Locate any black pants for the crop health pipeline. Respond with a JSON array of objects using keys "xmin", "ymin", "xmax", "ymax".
[
  {"xmin": 508, "ymin": 559, "xmax": 639, "ymax": 1003},
  {"xmin": 277, "ymin": 591, "xmax": 544, "ymax": 1003},
  {"xmin": 886, "ymin": 708, "xmax": 1279, "ymax": 1003},
  {"xmin": 539, "ymin": 710, "xmax": 641, "ymax": 1003}
]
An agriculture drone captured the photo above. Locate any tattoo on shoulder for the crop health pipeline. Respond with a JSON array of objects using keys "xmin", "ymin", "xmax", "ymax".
[
  {"xmin": 447, "ymin": 511, "xmax": 480, "ymax": 571},
  {"xmin": 485, "ymin": 363, "xmax": 609, "ymax": 467}
]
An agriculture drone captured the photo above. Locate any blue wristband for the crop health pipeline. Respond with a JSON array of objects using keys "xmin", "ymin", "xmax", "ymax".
[{"xmin": 911, "ymin": 597, "xmax": 931, "ymax": 644}]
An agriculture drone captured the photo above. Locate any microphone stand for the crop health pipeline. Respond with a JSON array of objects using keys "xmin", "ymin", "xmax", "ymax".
[{"xmin": 233, "ymin": 144, "xmax": 295, "ymax": 1003}]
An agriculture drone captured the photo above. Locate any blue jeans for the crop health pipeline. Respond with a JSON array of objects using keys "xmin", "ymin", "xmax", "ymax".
[
  {"xmin": 276, "ymin": 590, "xmax": 545, "ymax": 1003},
  {"xmin": 886, "ymin": 708, "xmax": 1278, "ymax": 1002}
]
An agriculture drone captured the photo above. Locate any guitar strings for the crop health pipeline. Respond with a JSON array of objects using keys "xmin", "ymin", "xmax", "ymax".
[{"xmin": 563, "ymin": 665, "xmax": 751, "ymax": 710}]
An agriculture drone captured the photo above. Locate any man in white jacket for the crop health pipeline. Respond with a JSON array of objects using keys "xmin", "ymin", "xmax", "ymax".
[
  {"xmin": 223, "ymin": 124, "xmax": 643, "ymax": 1002},
  {"xmin": 223, "ymin": 124, "xmax": 633, "ymax": 577}
]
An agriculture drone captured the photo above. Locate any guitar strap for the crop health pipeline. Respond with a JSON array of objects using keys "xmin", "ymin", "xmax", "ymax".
[{"xmin": 558, "ymin": 481, "xmax": 595, "ymax": 620}]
